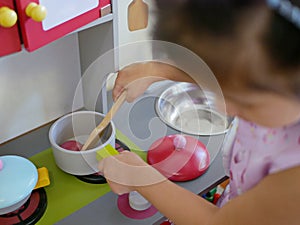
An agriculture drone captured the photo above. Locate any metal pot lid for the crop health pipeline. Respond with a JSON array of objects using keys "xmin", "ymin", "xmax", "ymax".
[
  {"xmin": 147, "ymin": 134, "xmax": 210, "ymax": 181},
  {"xmin": 0, "ymin": 155, "xmax": 38, "ymax": 209}
]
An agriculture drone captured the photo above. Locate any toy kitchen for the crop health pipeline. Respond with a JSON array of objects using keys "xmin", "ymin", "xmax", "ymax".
[{"xmin": 0, "ymin": 0, "xmax": 227, "ymax": 224}]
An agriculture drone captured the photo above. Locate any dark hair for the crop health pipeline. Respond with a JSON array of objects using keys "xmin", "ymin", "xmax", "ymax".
[
  {"xmin": 264, "ymin": 0, "xmax": 300, "ymax": 67},
  {"xmin": 154, "ymin": 0, "xmax": 258, "ymax": 36},
  {"xmin": 153, "ymin": 0, "xmax": 300, "ymax": 97}
]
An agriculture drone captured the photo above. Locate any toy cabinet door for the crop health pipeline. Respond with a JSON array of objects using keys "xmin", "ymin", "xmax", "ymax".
[
  {"xmin": 15, "ymin": 0, "xmax": 110, "ymax": 52},
  {"xmin": 0, "ymin": 0, "xmax": 21, "ymax": 57}
]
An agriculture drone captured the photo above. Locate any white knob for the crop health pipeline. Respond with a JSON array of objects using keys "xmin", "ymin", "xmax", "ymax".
[
  {"xmin": 173, "ymin": 135, "xmax": 187, "ymax": 150},
  {"xmin": 128, "ymin": 191, "xmax": 151, "ymax": 211}
]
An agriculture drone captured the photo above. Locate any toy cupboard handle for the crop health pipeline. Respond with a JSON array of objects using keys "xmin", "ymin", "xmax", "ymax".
[
  {"xmin": 25, "ymin": 2, "xmax": 47, "ymax": 22},
  {"xmin": 0, "ymin": 6, "xmax": 18, "ymax": 28}
]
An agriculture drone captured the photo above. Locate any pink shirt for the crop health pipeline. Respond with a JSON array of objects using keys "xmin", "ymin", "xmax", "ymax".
[{"xmin": 217, "ymin": 118, "xmax": 300, "ymax": 207}]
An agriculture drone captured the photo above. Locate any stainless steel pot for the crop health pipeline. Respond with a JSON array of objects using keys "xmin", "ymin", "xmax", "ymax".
[
  {"xmin": 49, "ymin": 111, "xmax": 115, "ymax": 175},
  {"xmin": 155, "ymin": 82, "xmax": 230, "ymax": 135}
]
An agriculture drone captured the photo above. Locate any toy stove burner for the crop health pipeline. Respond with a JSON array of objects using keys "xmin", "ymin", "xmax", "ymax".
[
  {"xmin": 0, "ymin": 188, "xmax": 47, "ymax": 225},
  {"xmin": 75, "ymin": 139, "xmax": 130, "ymax": 184}
]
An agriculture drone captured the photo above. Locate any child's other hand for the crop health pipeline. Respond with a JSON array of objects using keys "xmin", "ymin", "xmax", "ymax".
[
  {"xmin": 98, "ymin": 151, "xmax": 166, "ymax": 195},
  {"xmin": 113, "ymin": 62, "xmax": 164, "ymax": 103}
]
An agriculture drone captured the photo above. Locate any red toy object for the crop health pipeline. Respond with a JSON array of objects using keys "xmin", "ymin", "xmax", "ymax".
[
  {"xmin": 60, "ymin": 140, "xmax": 83, "ymax": 151},
  {"xmin": 213, "ymin": 193, "xmax": 221, "ymax": 205},
  {"xmin": 160, "ymin": 221, "xmax": 173, "ymax": 225},
  {"xmin": 147, "ymin": 134, "xmax": 210, "ymax": 181}
]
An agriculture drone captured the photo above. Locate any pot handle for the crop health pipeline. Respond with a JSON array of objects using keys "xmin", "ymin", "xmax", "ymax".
[
  {"xmin": 96, "ymin": 144, "xmax": 119, "ymax": 161},
  {"xmin": 34, "ymin": 167, "xmax": 50, "ymax": 190}
]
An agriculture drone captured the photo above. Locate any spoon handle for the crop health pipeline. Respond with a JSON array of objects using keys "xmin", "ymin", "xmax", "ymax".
[{"xmin": 81, "ymin": 91, "xmax": 127, "ymax": 151}]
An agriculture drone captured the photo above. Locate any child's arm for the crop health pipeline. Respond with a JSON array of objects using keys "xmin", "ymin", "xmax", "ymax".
[
  {"xmin": 136, "ymin": 179, "xmax": 219, "ymax": 225},
  {"xmin": 138, "ymin": 165, "xmax": 300, "ymax": 225},
  {"xmin": 99, "ymin": 151, "xmax": 300, "ymax": 225},
  {"xmin": 113, "ymin": 61, "xmax": 195, "ymax": 102}
]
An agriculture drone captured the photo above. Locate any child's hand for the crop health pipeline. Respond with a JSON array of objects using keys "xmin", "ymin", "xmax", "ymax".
[
  {"xmin": 113, "ymin": 61, "xmax": 195, "ymax": 103},
  {"xmin": 113, "ymin": 62, "xmax": 165, "ymax": 103},
  {"xmin": 98, "ymin": 151, "xmax": 166, "ymax": 195}
]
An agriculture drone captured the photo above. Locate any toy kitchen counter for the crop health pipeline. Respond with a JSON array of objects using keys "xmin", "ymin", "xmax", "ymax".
[{"xmin": 0, "ymin": 82, "xmax": 227, "ymax": 225}]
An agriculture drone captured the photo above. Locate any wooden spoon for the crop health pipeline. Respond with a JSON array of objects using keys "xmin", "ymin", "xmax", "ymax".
[{"xmin": 81, "ymin": 91, "xmax": 127, "ymax": 151}]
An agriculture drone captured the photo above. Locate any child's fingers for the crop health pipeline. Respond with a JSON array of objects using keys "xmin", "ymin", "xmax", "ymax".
[
  {"xmin": 98, "ymin": 158, "xmax": 105, "ymax": 173},
  {"xmin": 112, "ymin": 84, "xmax": 124, "ymax": 102}
]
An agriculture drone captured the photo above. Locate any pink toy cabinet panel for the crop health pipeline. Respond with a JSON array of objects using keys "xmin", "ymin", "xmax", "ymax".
[
  {"xmin": 15, "ymin": 0, "xmax": 111, "ymax": 52},
  {"xmin": 0, "ymin": 0, "xmax": 22, "ymax": 57}
]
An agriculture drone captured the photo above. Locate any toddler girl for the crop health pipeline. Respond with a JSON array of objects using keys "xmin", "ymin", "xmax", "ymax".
[{"xmin": 99, "ymin": 1, "xmax": 300, "ymax": 224}]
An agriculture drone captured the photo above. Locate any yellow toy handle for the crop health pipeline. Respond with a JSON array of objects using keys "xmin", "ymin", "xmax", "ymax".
[
  {"xmin": 0, "ymin": 6, "xmax": 18, "ymax": 28},
  {"xmin": 25, "ymin": 2, "xmax": 47, "ymax": 22},
  {"xmin": 34, "ymin": 167, "xmax": 50, "ymax": 190},
  {"xmin": 96, "ymin": 144, "xmax": 119, "ymax": 161}
]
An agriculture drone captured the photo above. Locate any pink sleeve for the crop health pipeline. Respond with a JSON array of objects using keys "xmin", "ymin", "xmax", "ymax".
[{"xmin": 269, "ymin": 148, "xmax": 300, "ymax": 174}]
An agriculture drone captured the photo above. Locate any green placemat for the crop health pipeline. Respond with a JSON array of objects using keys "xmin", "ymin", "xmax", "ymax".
[
  {"xmin": 29, "ymin": 130, "xmax": 147, "ymax": 225},
  {"xmin": 30, "ymin": 149, "xmax": 111, "ymax": 225}
]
